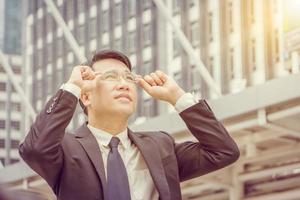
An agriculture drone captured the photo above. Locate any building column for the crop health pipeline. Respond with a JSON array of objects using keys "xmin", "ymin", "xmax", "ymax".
[
  {"xmin": 228, "ymin": 0, "xmax": 246, "ymax": 93},
  {"xmin": 5, "ymin": 79, "xmax": 11, "ymax": 166},
  {"xmin": 291, "ymin": 51, "xmax": 300, "ymax": 73},
  {"xmin": 208, "ymin": 0, "xmax": 222, "ymax": 99},
  {"xmin": 271, "ymin": 0, "xmax": 289, "ymax": 77},
  {"xmin": 249, "ymin": 0, "xmax": 266, "ymax": 85}
]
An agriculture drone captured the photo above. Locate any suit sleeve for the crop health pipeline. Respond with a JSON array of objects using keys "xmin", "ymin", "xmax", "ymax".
[
  {"xmin": 18, "ymin": 89, "xmax": 78, "ymax": 188},
  {"xmin": 174, "ymin": 100, "xmax": 240, "ymax": 182}
]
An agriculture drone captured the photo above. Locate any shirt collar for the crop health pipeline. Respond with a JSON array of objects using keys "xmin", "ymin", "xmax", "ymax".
[{"xmin": 87, "ymin": 124, "xmax": 130, "ymax": 149}]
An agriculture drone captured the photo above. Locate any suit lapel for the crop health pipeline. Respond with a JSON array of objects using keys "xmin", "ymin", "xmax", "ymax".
[
  {"xmin": 74, "ymin": 123, "xmax": 108, "ymax": 200},
  {"xmin": 128, "ymin": 129, "xmax": 171, "ymax": 200}
]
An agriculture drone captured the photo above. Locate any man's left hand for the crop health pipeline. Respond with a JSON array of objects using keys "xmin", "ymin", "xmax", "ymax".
[{"xmin": 136, "ymin": 70, "xmax": 185, "ymax": 106}]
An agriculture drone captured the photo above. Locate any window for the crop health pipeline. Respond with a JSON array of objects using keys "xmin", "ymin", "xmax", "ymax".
[
  {"xmin": 36, "ymin": 80, "xmax": 43, "ymax": 99},
  {"xmin": 78, "ymin": 0, "xmax": 85, "ymax": 13},
  {"xmin": 143, "ymin": 61, "xmax": 152, "ymax": 75},
  {"xmin": 189, "ymin": 0, "xmax": 196, "ymax": 7},
  {"xmin": 190, "ymin": 22, "xmax": 200, "ymax": 47},
  {"xmin": 56, "ymin": 39, "xmax": 63, "ymax": 57},
  {"xmin": 0, "ymin": 120, "xmax": 5, "ymax": 129},
  {"xmin": 47, "ymin": 44, "xmax": 52, "ymax": 63},
  {"xmin": 191, "ymin": 66, "xmax": 201, "ymax": 93},
  {"xmin": 230, "ymin": 48, "xmax": 234, "ymax": 78},
  {"xmin": 47, "ymin": 75, "xmax": 52, "ymax": 94},
  {"xmin": 0, "ymin": 102, "xmax": 4, "ymax": 110},
  {"xmin": 273, "ymin": 0, "xmax": 278, "ymax": 13},
  {"xmin": 11, "ymin": 140, "xmax": 20, "ymax": 149},
  {"xmin": 208, "ymin": 12, "xmax": 213, "ymax": 42},
  {"xmin": 252, "ymin": 39, "xmax": 256, "ymax": 68},
  {"xmin": 143, "ymin": 0, "xmax": 151, "ymax": 9},
  {"xmin": 250, "ymin": 0, "xmax": 255, "ymax": 23},
  {"xmin": 128, "ymin": 0, "xmax": 136, "ymax": 17},
  {"xmin": 173, "ymin": 0, "xmax": 180, "ymax": 13},
  {"xmin": 0, "ymin": 139, "xmax": 4, "ymax": 149},
  {"xmin": 115, "ymin": 3, "xmax": 122, "ymax": 25},
  {"xmin": 173, "ymin": 71, "xmax": 182, "ymax": 87},
  {"xmin": 46, "ymin": 15, "xmax": 53, "ymax": 30},
  {"xmin": 78, "ymin": 25, "xmax": 85, "ymax": 44},
  {"xmin": 0, "ymin": 82, "xmax": 6, "ymax": 91},
  {"xmin": 37, "ymin": 50, "xmax": 43, "ymax": 67},
  {"xmin": 66, "ymin": 1, "xmax": 74, "ymax": 20},
  {"xmin": 90, "ymin": 18, "xmax": 97, "ymax": 38},
  {"xmin": 228, "ymin": 2, "xmax": 234, "ymax": 33},
  {"xmin": 11, "ymin": 121, "xmax": 20, "ymax": 130},
  {"xmin": 12, "ymin": 103, "xmax": 21, "ymax": 112},
  {"xmin": 114, "ymin": 39, "xmax": 122, "ymax": 51},
  {"xmin": 128, "ymin": 32, "xmax": 136, "ymax": 53},
  {"xmin": 143, "ymin": 24, "xmax": 151, "ymax": 46},
  {"xmin": 173, "ymin": 36, "xmax": 180, "ymax": 57},
  {"xmin": 275, "ymin": 29, "xmax": 280, "ymax": 62},
  {"xmin": 57, "ymin": 69, "xmax": 63, "ymax": 86},
  {"xmin": 37, "ymin": 19, "xmax": 43, "ymax": 39},
  {"xmin": 209, "ymin": 56, "xmax": 214, "ymax": 69},
  {"xmin": 89, "ymin": 0, "xmax": 97, "ymax": 6},
  {"xmin": 102, "ymin": 11, "xmax": 109, "ymax": 32},
  {"xmin": 142, "ymin": 99, "xmax": 152, "ymax": 117}
]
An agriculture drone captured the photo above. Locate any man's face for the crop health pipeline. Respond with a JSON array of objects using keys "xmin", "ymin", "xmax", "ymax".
[{"xmin": 85, "ymin": 58, "xmax": 137, "ymax": 118}]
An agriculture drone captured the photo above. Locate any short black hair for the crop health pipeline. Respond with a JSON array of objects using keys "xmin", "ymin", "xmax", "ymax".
[
  {"xmin": 90, "ymin": 49, "xmax": 132, "ymax": 70},
  {"xmin": 79, "ymin": 49, "xmax": 132, "ymax": 115}
]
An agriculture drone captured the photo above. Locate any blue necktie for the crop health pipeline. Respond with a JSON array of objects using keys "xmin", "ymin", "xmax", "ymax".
[{"xmin": 107, "ymin": 137, "xmax": 131, "ymax": 200}]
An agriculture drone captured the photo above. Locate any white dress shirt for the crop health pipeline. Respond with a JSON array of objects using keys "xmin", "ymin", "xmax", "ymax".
[{"xmin": 61, "ymin": 83, "xmax": 197, "ymax": 200}]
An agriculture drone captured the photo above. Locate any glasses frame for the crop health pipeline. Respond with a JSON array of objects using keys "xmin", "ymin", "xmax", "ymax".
[{"xmin": 95, "ymin": 70, "xmax": 138, "ymax": 84}]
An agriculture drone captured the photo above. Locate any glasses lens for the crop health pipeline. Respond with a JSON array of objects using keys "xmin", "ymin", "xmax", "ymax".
[
  {"xmin": 103, "ymin": 71, "xmax": 119, "ymax": 81},
  {"xmin": 125, "ymin": 73, "xmax": 136, "ymax": 82}
]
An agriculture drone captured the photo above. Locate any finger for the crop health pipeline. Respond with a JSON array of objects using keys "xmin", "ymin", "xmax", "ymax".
[
  {"xmin": 144, "ymin": 75, "xmax": 157, "ymax": 86},
  {"xmin": 82, "ymin": 72, "xmax": 92, "ymax": 80},
  {"xmin": 79, "ymin": 65, "xmax": 90, "ymax": 73},
  {"xmin": 82, "ymin": 69, "xmax": 95, "ymax": 79},
  {"xmin": 136, "ymin": 77, "xmax": 153, "ymax": 93},
  {"xmin": 85, "ymin": 74, "xmax": 95, "ymax": 80},
  {"xmin": 150, "ymin": 72, "xmax": 163, "ymax": 86},
  {"xmin": 155, "ymin": 70, "xmax": 168, "ymax": 82}
]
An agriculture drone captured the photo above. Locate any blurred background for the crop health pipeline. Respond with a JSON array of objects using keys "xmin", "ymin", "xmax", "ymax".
[{"xmin": 0, "ymin": 0, "xmax": 300, "ymax": 199}]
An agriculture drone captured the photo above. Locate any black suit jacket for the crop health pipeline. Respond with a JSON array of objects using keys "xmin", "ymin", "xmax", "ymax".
[{"xmin": 19, "ymin": 89, "xmax": 239, "ymax": 200}]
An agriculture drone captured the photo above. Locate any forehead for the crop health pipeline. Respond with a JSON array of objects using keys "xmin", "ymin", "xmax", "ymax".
[{"xmin": 92, "ymin": 58, "xmax": 130, "ymax": 73}]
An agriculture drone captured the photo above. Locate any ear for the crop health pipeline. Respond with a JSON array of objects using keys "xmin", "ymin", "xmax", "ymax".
[{"xmin": 80, "ymin": 92, "xmax": 91, "ymax": 107}]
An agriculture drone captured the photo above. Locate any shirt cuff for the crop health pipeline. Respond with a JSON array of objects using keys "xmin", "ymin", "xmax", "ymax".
[
  {"xmin": 60, "ymin": 83, "xmax": 81, "ymax": 99},
  {"xmin": 174, "ymin": 93, "xmax": 198, "ymax": 113}
]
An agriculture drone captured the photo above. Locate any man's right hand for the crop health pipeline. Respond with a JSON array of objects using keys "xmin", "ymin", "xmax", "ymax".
[{"xmin": 67, "ymin": 65, "xmax": 98, "ymax": 93}]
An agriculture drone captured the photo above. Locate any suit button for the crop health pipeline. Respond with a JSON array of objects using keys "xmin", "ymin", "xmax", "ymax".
[
  {"xmin": 46, "ymin": 104, "xmax": 54, "ymax": 114},
  {"xmin": 46, "ymin": 108, "xmax": 52, "ymax": 114}
]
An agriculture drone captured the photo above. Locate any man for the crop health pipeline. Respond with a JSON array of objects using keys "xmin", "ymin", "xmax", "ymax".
[{"xmin": 19, "ymin": 50, "xmax": 239, "ymax": 200}]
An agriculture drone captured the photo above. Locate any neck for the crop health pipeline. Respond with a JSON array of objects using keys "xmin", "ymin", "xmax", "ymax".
[{"xmin": 88, "ymin": 113, "xmax": 129, "ymax": 135}]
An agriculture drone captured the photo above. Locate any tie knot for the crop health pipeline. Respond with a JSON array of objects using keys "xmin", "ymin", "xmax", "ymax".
[{"xmin": 109, "ymin": 137, "xmax": 120, "ymax": 149}]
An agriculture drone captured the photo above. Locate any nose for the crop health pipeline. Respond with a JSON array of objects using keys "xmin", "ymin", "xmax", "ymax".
[{"xmin": 116, "ymin": 77, "xmax": 129, "ymax": 90}]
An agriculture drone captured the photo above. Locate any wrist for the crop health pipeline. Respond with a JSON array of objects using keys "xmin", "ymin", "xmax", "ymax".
[
  {"xmin": 168, "ymin": 88, "xmax": 185, "ymax": 106},
  {"xmin": 67, "ymin": 80, "xmax": 82, "ymax": 89}
]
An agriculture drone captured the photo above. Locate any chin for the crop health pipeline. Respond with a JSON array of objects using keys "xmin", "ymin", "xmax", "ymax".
[{"xmin": 113, "ymin": 104, "xmax": 135, "ymax": 116}]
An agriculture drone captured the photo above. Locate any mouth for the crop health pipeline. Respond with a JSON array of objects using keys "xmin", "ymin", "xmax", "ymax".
[{"xmin": 115, "ymin": 93, "xmax": 132, "ymax": 102}]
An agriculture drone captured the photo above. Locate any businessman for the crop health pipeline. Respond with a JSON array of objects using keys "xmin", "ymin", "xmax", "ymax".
[{"xmin": 19, "ymin": 50, "xmax": 239, "ymax": 200}]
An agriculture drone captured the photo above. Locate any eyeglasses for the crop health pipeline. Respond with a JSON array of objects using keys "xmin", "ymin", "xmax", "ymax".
[{"xmin": 97, "ymin": 70, "xmax": 137, "ymax": 83}]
